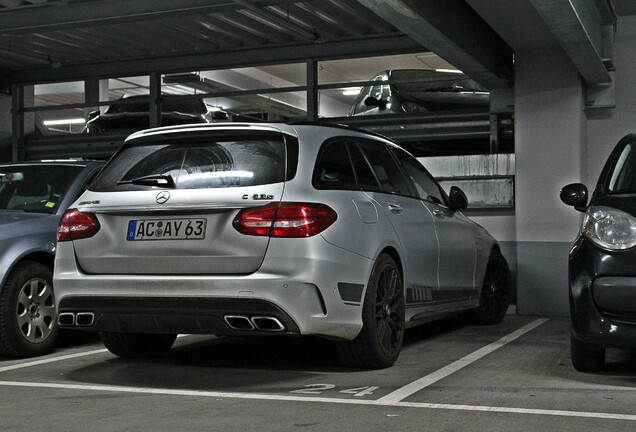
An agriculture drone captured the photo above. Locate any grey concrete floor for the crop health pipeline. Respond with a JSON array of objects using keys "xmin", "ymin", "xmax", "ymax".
[{"xmin": 1, "ymin": 315, "xmax": 635, "ymax": 431}]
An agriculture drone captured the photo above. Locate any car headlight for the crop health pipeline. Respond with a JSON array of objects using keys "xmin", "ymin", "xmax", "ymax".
[{"xmin": 582, "ymin": 206, "xmax": 636, "ymax": 250}]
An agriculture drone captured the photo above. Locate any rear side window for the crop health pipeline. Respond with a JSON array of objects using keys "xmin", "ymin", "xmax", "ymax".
[
  {"xmin": 313, "ymin": 140, "xmax": 357, "ymax": 190},
  {"xmin": 90, "ymin": 133, "xmax": 289, "ymax": 192}
]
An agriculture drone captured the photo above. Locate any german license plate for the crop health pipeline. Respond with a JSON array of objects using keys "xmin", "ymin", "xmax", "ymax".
[{"xmin": 127, "ymin": 218, "xmax": 206, "ymax": 241}]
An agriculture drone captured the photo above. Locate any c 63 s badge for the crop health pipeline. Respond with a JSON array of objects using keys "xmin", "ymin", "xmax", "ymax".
[{"xmin": 243, "ymin": 194, "xmax": 274, "ymax": 200}]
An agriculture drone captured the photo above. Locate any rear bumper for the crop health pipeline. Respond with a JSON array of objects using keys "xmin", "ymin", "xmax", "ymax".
[
  {"xmin": 58, "ymin": 296, "xmax": 301, "ymax": 336},
  {"xmin": 54, "ymin": 236, "xmax": 376, "ymax": 340}
]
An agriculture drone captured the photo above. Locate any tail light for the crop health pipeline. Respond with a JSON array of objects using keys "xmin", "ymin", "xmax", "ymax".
[
  {"xmin": 57, "ymin": 209, "xmax": 101, "ymax": 242},
  {"xmin": 233, "ymin": 202, "xmax": 337, "ymax": 238}
]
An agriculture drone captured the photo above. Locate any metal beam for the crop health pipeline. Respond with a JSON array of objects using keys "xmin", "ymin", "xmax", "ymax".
[
  {"xmin": 355, "ymin": 0, "xmax": 512, "ymax": 89},
  {"xmin": 306, "ymin": 59, "xmax": 318, "ymax": 121},
  {"xmin": 12, "ymin": 34, "xmax": 423, "ymax": 84},
  {"xmin": 11, "ymin": 82, "xmax": 23, "ymax": 161},
  {"xmin": 529, "ymin": 0, "xmax": 615, "ymax": 84},
  {"xmin": 0, "ymin": 47, "xmax": 49, "ymax": 66},
  {"xmin": 0, "ymin": 0, "xmax": 304, "ymax": 35}
]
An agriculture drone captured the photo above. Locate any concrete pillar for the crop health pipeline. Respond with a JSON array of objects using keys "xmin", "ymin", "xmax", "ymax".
[{"xmin": 514, "ymin": 48, "xmax": 586, "ymax": 316}]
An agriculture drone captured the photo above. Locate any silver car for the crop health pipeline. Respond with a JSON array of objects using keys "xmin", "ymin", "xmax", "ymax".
[
  {"xmin": 54, "ymin": 123, "xmax": 510, "ymax": 368},
  {"xmin": 0, "ymin": 160, "xmax": 104, "ymax": 357}
]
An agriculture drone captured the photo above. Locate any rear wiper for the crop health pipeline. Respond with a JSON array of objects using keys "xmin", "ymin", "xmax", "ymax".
[{"xmin": 117, "ymin": 173, "xmax": 176, "ymax": 188}]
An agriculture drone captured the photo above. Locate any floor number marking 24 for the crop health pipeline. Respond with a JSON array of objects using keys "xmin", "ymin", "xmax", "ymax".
[{"xmin": 290, "ymin": 384, "xmax": 379, "ymax": 397}]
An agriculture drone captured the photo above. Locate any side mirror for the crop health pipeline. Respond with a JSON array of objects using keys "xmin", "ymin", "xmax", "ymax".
[
  {"xmin": 87, "ymin": 110, "xmax": 100, "ymax": 120},
  {"xmin": 448, "ymin": 186, "xmax": 468, "ymax": 212},
  {"xmin": 364, "ymin": 96, "xmax": 387, "ymax": 111},
  {"xmin": 560, "ymin": 183, "xmax": 588, "ymax": 211}
]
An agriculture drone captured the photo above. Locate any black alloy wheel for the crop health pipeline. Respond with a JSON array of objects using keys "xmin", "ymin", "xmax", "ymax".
[
  {"xmin": 473, "ymin": 249, "xmax": 511, "ymax": 325},
  {"xmin": 374, "ymin": 259, "xmax": 405, "ymax": 357},
  {"xmin": 335, "ymin": 253, "xmax": 405, "ymax": 369}
]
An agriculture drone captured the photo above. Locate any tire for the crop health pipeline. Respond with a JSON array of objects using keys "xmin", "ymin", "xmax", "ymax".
[
  {"xmin": 101, "ymin": 332, "xmax": 177, "ymax": 359},
  {"xmin": 335, "ymin": 254, "xmax": 405, "ymax": 369},
  {"xmin": 570, "ymin": 331, "xmax": 605, "ymax": 372},
  {"xmin": 472, "ymin": 249, "xmax": 511, "ymax": 325},
  {"xmin": 0, "ymin": 261, "xmax": 59, "ymax": 358}
]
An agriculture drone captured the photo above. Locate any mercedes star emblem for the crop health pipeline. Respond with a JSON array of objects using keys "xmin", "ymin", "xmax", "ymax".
[{"xmin": 156, "ymin": 191, "xmax": 170, "ymax": 204}]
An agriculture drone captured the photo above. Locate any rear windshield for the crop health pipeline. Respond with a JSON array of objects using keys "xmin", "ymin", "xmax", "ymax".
[
  {"xmin": 90, "ymin": 132, "xmax": 292, "ymax": 192},
  {"xmin": 0, "ymin": 165, "xmax": 83, "ymax": 214}
]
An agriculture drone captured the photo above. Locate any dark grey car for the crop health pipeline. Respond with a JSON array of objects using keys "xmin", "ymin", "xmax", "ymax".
[
  {"xmin": 0, "ymin": 160, "xmax": 103, "ymax": 357},
  {"xmin": 83, "ymin": 95, "xmax": 218, "ymax": 135},
  {"xmin": 349, "ymin": 69, "xmax": 490, "ymax": 116}
]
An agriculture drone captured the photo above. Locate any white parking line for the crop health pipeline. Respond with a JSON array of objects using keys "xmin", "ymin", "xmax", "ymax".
[
  {"xmin": 0, "ymin": 348, "xmax": 108, "ymax": 373},
  {"xmin": 0, "ymin": 379, "xmax": 634, "ymax": 422},
  {"xmin": 377, "ymin": 318, "xmax": 550, "ymax": 404},
  {"xmin": 0, "ymin": 334, "xmax": 194, "ymax": 373}
]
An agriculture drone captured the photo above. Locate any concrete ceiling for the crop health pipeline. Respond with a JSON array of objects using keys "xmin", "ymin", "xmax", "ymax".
[{"xmin": 0, "ymin": 0, "xmax": 623, "ymax": 101}]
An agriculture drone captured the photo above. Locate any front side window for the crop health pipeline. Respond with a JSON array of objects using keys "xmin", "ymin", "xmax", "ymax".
[
  {"xmin": 356, "ymin": 140, "xmax": 410, "ymax": 195},
  {"xmin": 90, "ymin": 132, "xmax": 289, "ymax": 192},
  {"xmin": 347, "ymin": 143, "xmax": 381, "ymax": 192},
  {"xmin": 0, "ymin": 165, "xmax": 82, "ymax": 214},
  {"xmin": 352, "ymin": 74, "xmax": 386, "ymax": 115},
  {"xmin": 393, "ymin": 148, "xmax": 445, "ymax": 205}
]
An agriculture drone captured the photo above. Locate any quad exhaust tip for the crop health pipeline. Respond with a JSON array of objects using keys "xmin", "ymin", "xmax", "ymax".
[
  {"xmin": 224, "ymin": 315, "xmax": 255, "ymax": 331},
  {"xmin": 57, "ymin": 312, "xmax": 75, "ymax": 326},
  {"xmin": 224, "ymin": 315, "xmax": 285, "ymax": 332}
]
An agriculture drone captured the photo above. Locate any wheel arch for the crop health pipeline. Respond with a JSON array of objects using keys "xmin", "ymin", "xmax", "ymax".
[
  {"xmin": 1, "ymin": 251, "xmax": 55, "ymax": 292},
  {"xmin": 378, "ymin": 246, "xmax": 404, "ymax": 280}
]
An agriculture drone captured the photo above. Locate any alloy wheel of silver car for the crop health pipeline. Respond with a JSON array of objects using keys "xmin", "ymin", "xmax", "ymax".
[
  {"xmin": 374, "ymin": 261, "xmax": 405, "ymax": 357},
  {"xmin": 335, "ymin": 254, "xmax": 405, "ymax": 369},
  {"xmin": 0, "ymin": 261, "xmax": 59, "ymax": 357}
]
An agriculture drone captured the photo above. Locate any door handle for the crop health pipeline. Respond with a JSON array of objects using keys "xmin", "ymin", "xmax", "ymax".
[
  {"xmin": 432, "ymin": 209, "xmax": 445, "ymax": 218},
  {"xmin": 388, "ymin": 204, "xmax": 403, "ymax": 214}
]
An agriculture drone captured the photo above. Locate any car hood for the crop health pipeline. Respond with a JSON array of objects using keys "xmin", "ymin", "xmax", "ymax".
[{"xmin": 595, "ymin": 194, "xmax": 636, "ymax": 213}]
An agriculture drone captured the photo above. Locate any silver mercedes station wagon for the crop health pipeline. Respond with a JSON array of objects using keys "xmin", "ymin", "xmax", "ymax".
[{"xmin": 54, "ymin": 123, "xmax": 510, "ymax": 368}]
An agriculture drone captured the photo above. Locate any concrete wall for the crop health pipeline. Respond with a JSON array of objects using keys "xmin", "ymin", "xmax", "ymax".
[
  {"xmin": 464, "ymin": 17, "xmax": 636, "ymax": 317},
  {"xmin": 587, "ymin": 15, "xmax": 636, "ymax": 187}
]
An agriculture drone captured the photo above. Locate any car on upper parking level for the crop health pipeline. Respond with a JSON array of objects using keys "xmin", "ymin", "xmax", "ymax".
[
  {"xmin": 348, "ymin": 69, "xmax": 490, "ymax": 116},
  {"xmin": 83, "ymin": 95, "xmax": 228, "ymax": 135},
  {"xmin": 0, "ymin": 160, "xmax": 104, "ymax": 357},
  {"xmin": 54, "ymin": 122, "xmax": 510, "ymax": 368},
  {"xmin": 561, "ymin": 133, "xmax": 636, "ymax": 372}
]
